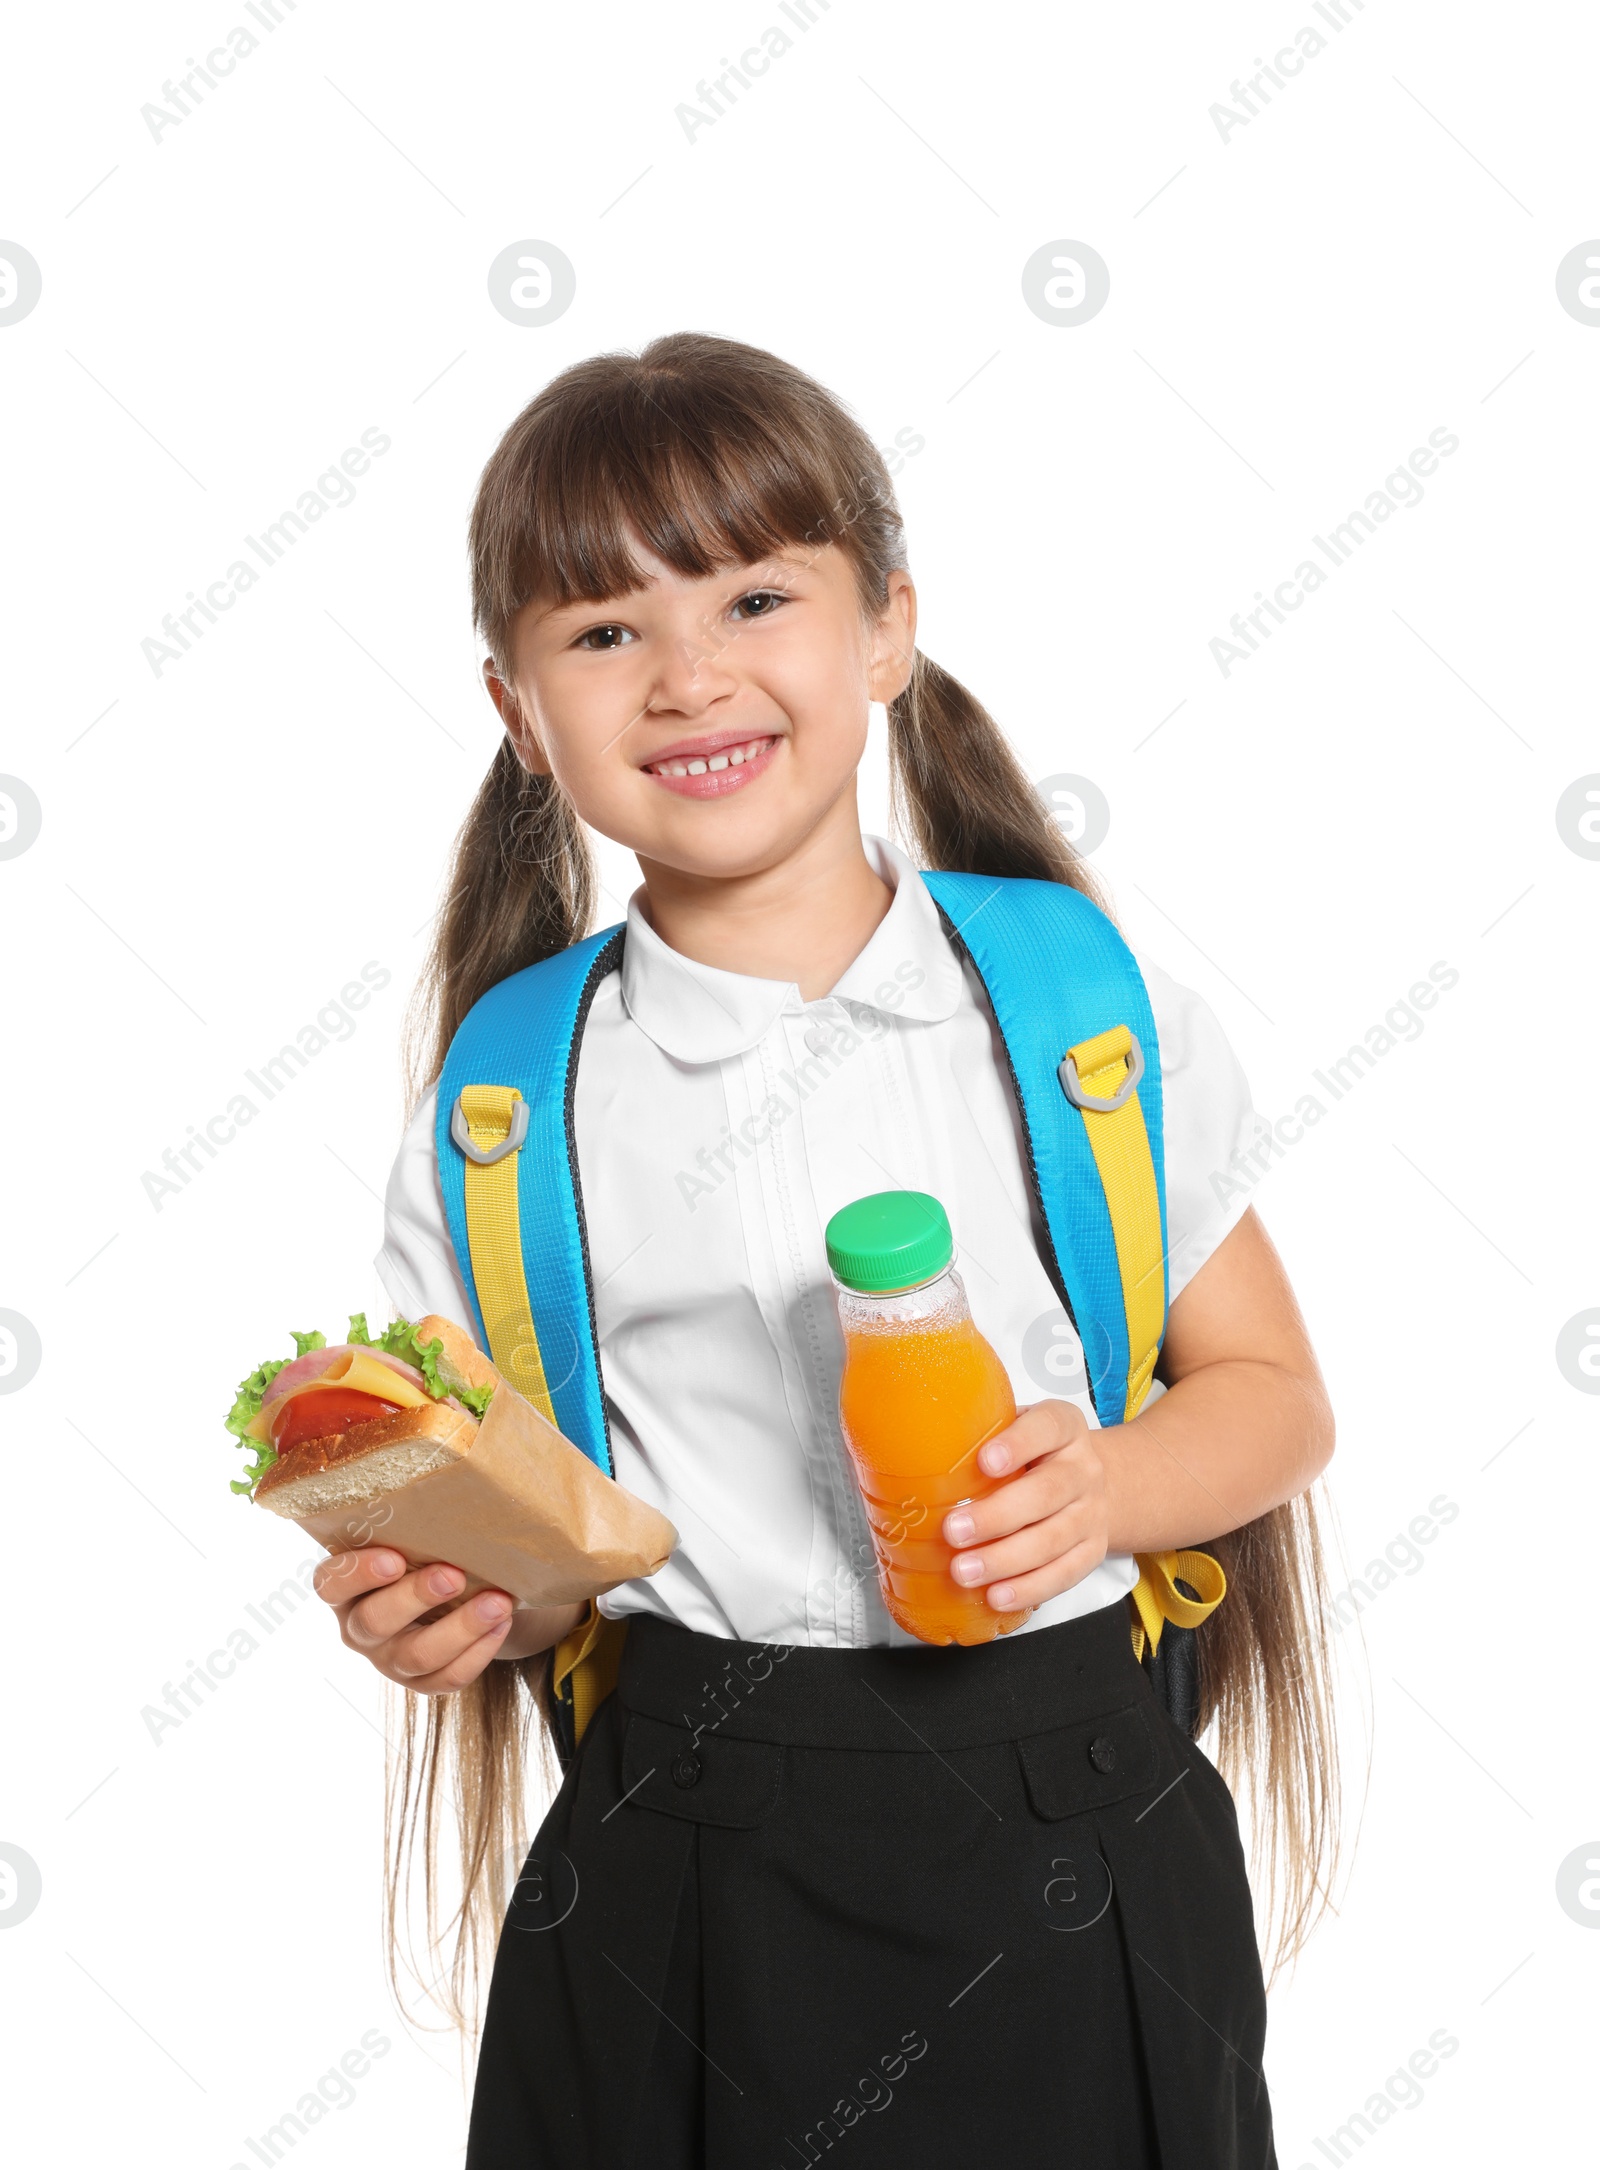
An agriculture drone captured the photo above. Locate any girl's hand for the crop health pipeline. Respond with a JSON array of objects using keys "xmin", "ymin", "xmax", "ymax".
[
  {"xmin": 939, "ymin": 1401, "xmax": 1107, "ymax": 1612},
  {"xmin": 314, "ymin": 1548, "xmax": 577, "ymax": 1693}
]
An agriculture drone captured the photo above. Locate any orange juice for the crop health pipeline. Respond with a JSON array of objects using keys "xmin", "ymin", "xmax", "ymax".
[{"xmin": 827, "ymin": 1191, "xmax": 1033, "ymax": 1647}]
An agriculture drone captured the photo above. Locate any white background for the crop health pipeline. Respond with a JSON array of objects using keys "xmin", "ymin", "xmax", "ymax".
[{"xmin": 2, "ymin": 2, "xmax": 1596, "ymax": 2163}]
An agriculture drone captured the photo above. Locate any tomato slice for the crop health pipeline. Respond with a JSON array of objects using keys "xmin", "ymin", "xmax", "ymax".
[{"xmin": 269, "ymin": 1386, "xmax": 402, "ymax": 1453}]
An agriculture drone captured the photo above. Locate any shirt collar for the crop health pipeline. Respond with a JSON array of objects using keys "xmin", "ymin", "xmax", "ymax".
[{"xmin": 619, "ymin": 833, "xmax": 965, "ymax": 1064}]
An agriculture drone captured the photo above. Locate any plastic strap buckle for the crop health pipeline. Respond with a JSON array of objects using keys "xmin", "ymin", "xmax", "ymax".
[
  {"xmin": 450, "ymin": 1091, "xmax": 529, "ymax": 1165},
  {"xmin": 1058, "ymin": 1032, "xmax": 1145, "ymax": 1114}
]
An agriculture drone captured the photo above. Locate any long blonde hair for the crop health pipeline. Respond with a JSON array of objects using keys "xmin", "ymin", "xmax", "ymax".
[{"xmin": 391, "ymin": 332, "xmax": 1340, "ymax": 2033}]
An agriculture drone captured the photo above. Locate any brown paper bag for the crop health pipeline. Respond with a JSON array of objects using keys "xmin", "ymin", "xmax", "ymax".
[{"xmin": 290, "ymin": 1382, "xmax": 677, "ymax": 1610}]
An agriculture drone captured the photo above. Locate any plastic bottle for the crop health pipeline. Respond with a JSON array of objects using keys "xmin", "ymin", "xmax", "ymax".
[{"xmin": 825, "ymin": 1189, "xmax": 1033, "ymax": 1647}]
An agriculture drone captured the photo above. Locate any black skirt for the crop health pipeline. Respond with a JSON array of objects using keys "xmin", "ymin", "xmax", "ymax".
[{"xmin": 466, "ymin": 1602, "xmax": 1276, "ymax": 2169}]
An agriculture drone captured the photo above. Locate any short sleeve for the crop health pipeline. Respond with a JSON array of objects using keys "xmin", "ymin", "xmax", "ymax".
[
  {"xmin": 374, "ymin": 1084, "xmax": 477, "ymax": 1330},
  {"xmin": 1134, "ymin": 951, "xmax": 1265, "ymax": 1305}
]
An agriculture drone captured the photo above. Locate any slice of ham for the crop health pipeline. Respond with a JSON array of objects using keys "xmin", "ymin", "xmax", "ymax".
[
  {"xmin": 263, "ymin": 1343, "xmax": 428, "ymax": 1414},
  {"xmin": 258, "ymin": 1345, "xmax": 475, "ymax": 1438}
]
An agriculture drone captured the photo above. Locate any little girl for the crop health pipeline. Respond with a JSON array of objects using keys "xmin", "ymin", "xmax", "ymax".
[{"xmin": 316, "ymin": 333, "xmax": 1338, "ymax": 2167}]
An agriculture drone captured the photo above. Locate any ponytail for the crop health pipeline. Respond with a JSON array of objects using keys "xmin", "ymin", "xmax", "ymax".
[
  {"xmin": 385, "ymin": 1648, "xmax": 552, "ymax": 2042},
  {"xmin": 1199, "ymin": 1495, "xmax": 1342, "ymax": 1976},
  {"xmin": 406, "ymin": 742, "xmax": 595, "ymax": 1109},
  {"xmin": 888, "ymin": 648, "xmax": 1104, "ymax": 901}
]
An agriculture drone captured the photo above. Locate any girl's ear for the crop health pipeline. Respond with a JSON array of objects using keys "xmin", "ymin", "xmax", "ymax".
[
  {"xmin": 867, "ymin": 568, "xmax": 918, "ymax": 706},
  {"xmin": 483, "ymin": 656, "xmax": 552, "ymax": 776}
]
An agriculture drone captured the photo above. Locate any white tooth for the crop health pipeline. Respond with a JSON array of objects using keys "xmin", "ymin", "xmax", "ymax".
[
  {"xmin": 708, "ymin": 753, "xmax": 729, "ymax": 771},
  {"xmin": 668, "ymin": 761, "xmax": 688, "ymax": 776},
  {"xmin": 687, "ymin": 759, "xmax": 708, "ymax": 775},
  {"xmin": 728, "ymin": 746, "xmax": 746, "ymax": 765}
]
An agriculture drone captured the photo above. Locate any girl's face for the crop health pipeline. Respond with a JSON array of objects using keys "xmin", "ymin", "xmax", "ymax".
[{"xmin": 487, "ymin": 538, "xmax": 916, "ymax": 882}]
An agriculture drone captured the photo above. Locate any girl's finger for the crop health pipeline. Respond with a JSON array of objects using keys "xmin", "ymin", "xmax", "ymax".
[
  {"xmin": 313, "ymin": 1547, "xmax": 407, "ymax": 1606},
  {"xmin": 385, "ymin": 1589, "xmax": 517, "ymax": 1681},
  {"xmin": 976, "ymin": 1399, "xmax": 1086, "ymax": 1477},
  {"xmin": 950, "ymin": 1501, "xmax": 1102, "ymax": 1592},
  {"xmin": 398, "ymin": 1617, "xmax": 516, "ymax": 1695},
  {"xmin": 345, "ymin": 1562, "xmax": 468, "ymax": 1648},
  {"xmin": 943, "ymin": 1456, "xmax": 1086, "ymax": 1547},
  {"xmin": 983, "ymin": 1533, "xmax": 1108, "ymax": 1612}
]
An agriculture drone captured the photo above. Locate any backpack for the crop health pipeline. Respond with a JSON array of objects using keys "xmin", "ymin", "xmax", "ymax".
[{"xmin": 435, "ymin": 869, "xmax": 1224, "ymax": 1764}]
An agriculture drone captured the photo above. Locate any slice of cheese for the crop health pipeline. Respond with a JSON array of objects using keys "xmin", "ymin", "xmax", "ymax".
[{"xmin": 247, "ymin": 1350, "xmax": 433, "ymax": 1440}]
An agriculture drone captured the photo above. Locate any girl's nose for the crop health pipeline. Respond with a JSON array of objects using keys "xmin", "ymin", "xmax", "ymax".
[{"xmin": 646, "ymin": 629, "xmax": 741, "ymax": 717}]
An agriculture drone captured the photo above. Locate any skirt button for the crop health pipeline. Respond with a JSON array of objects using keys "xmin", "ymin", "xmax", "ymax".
[
  {"xmin": 670, "ymin": 1752, "xmax": 702, "ymax": 1789},
  {"xmin": 1088, "ymin": 1735, "xmax": 1117, "ymax": 1774}
]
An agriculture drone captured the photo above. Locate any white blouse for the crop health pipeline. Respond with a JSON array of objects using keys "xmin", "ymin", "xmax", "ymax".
[{"xmin": 377, "ymin": 835, "xmax": 1261, "ymax": 1649}]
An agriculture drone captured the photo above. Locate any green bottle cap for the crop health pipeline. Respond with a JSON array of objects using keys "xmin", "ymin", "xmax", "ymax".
[{"xmin": 825, "ymin": 1190, "xmax": 954, "ymax": 1293}]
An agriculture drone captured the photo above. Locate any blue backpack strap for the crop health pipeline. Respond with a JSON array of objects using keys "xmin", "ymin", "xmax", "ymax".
[
  {"xmin": 921, "ymin": 870, "xmax": 1167, "ymax": 1426},
  {"xmin": 435, "ymin": 925, "xmax": 624, "ymax": 1475}
]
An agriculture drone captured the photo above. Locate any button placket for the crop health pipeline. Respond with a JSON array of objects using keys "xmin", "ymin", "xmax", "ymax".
[
  {"xmin": 802, "ymin": 1009, "xmax": 840, "ymax": 1060},
  {"xmin": 792, "ymin": 1000, "xmax": 917, "ymax": 1647},
  {"xmin": 797, "ymin": 999, "xmax": 881, "ymax": 1645},
  {"xmin": 750, "ymin": 1026, "xmax": 867, "ymax": 1645}
]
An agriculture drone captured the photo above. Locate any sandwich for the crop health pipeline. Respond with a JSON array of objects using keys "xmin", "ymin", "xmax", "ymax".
[
  {"xmin": 224, "ymin": 1311, "xmax": 680, "ymax": 1608},
  {"xmin": 225, "ymin": 1312, "xmax": 498, "ymax": 1518}
]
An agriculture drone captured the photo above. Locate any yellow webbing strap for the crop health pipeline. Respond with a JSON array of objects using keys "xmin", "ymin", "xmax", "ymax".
[
  {"xmin": 551, "ymin": 1598, "xmax": 630, "ymax": 1747},
  {"xmin": 455, "ymin": 1083, "xmax": 628, "ymax": 1745},
  {"xmin": 1063, "ymin": 1023, "xmax": 1165, "ymax": 1421},
  {"xmin": 457, "ymin": 1084, "xmax": 558, "ymax": 1429},
  {"xmin": 1129, "ymin": 1549, "xmax": 1227, "ymax": 1661},
  {"xmin": 1061, "ymin": 1023, "xmax": 1227, "ymax": 1666}
]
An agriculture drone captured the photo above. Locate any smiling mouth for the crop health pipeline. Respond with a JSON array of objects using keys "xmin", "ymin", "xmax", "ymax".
[
  {"xmin": 641, "ymin": 733, "xmax": 781, "ymax": 800},
  {"xmin": 644, "ymin": 734, "xmax": 777, "ymax": 778}
]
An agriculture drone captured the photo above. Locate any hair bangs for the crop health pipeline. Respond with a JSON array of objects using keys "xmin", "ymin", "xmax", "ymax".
[
  {"xmin": 472, "ymin": 335, "xmax": 891, "ymax": 660},
  {"xmin": 543, "ymin": 418, "xmax": 834, "ymax": 605}
]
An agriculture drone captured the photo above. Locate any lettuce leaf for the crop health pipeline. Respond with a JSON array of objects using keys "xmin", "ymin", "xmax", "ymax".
[
  {"xmin": 348, "ymin": 1313, "xmax": 495, "ymax": 1418},
  {"xmin": 224, "ymin": 1354, "xmax": 289, "ymax": 1495},
  {"xmin": 224, "ymin": 1332, "xmax": 333, "ymax": 1493}
]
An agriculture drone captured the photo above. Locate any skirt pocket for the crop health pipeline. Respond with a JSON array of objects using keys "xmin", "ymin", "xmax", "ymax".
[
  {"xmin": 1015, "ymin": 1697, "xmax": 1162, "ymax": 1821},
  {"xmin": 619, "ymin": 1709, "xmax": 786, "ymax": 1829}
]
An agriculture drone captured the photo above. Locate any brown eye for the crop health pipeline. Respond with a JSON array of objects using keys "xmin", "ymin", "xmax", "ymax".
[
  {"xmin": 733, "ymin": 590, "xmax": 784, "ymax": 620},
  {"xmin": 577, "ymin": 623, "xmax": 632, "ymax": 650}
]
